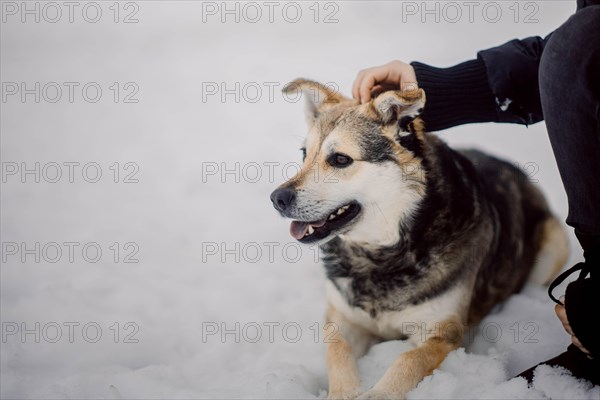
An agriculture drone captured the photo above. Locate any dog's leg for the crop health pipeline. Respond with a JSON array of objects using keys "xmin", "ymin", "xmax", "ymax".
[
  {"xmin": 529, "ymin": 217, "xmax": 569, "ymax": 285},
  {"xmin": 358, "ymin": 319, "xmax": 462, "ymax": 400},
  {"xmin": 326, "ymin": 304, "xmax": 377, "ymax": 400}
]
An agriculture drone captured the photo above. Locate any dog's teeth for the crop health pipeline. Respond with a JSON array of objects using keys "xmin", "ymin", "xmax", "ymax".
[
  {"xmin": 307, "ymin": 225, "xmax": 315, "ymax": 235},
  {"xmin": 329, "ymin": 214, "xmax": 335, "ymax": 220},
  {"xmin": 337, "ymin": 209, "xmax": 344, "ymax": 215}
]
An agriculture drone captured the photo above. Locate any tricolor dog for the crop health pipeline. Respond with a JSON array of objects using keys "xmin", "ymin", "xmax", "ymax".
[{"xmin": 270, "ymin": 79, "xmax": 568, "ymax": 399}]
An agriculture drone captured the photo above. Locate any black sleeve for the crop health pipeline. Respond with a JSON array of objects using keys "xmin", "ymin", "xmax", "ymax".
[
  {"xmin": 411, "ymin": 58, "xmax": 498, "ymax": 132},
  {"xmin": 478, "ymin": 36, "xmax": 550, "ymax": 125},
  {"xmin": 410, "ymin": 35, "xmax": 551, "ymax": 132}
]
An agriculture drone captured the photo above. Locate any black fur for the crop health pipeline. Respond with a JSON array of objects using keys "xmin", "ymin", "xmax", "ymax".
[
  {"xmin": 359, "ymin": 130, "xmax": 396, "ymax": 163},
  {"xmin": 397, "ymin": 131, "xmax": 423, "ymax": 158},
  {"xmin": 398, "ymin": 116, "xmax": 414, "ymax": 133},
  {"xmin": 321, "ymin": 133, "xmax": 551, "ymax": 322}
]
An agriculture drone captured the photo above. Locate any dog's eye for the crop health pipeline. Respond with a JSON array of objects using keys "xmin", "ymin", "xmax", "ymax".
[
  {"xmin": 300, "ymin": 148, "xmax": 306, "ymax": 161},
  {"xmin": 328, "ymin": 153, "xmax": 353, "ymax": 168}
]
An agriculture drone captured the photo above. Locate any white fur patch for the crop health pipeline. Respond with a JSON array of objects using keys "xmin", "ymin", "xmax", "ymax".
[
  {"xmin": 295, "ymin": 128, "xmax": 423, "ymax": 245},
  {"xmin": 334, "ymin": 162, "xmax": 422, "ymax": 246},
  {"xmin": 326, "ymin": 281, "xmax": 468, "ymax": 345},
  {"xmin": 289, "ymin": 117, "xmax": 425, "ymax": 246}
]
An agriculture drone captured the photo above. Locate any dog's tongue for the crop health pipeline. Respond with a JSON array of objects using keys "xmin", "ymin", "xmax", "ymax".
[
  {"xmin": 290, "ymin": 219, "xmax": 327, "ymax": 239},
  {"xmin": 290, "ymin": 221, "xmax": 309, "ymax": 239}
]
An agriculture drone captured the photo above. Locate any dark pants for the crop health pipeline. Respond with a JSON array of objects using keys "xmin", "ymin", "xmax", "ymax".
[
  {"xmin": 539, "ymin": 5, "xmax": 600, "ymax": 235},
  {"xmin": 518, "ymin": 4, "xmax": 600, "ymax": 385}
]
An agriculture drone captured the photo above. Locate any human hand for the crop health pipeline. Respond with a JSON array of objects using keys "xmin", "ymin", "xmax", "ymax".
[
  {"xmin": 352, "ymin": 60, "xmax": 418, "ymax": 104},
  {"xmin": 556, "ymin": 296, "xmax": 590, "ymax": 355}
]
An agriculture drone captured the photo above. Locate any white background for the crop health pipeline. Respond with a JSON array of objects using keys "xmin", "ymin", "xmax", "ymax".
[{"xmin": 2, "ymin": 1, "xmax": 599, "ymax": 398}]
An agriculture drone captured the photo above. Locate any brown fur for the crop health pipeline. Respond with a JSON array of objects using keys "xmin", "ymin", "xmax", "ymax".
[{"xmin": 274, "ymin": 79, "xmax": 569, "ymax": 399}]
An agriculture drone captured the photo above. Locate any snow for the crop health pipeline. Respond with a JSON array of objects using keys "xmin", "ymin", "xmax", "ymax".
[{"xmin": 1, "ymin": 1, "xmax": 598, "ymax": 398}]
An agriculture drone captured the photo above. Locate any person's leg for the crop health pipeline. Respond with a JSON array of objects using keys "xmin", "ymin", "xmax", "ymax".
[
  {"xmin": 517, "ymin": 5, "xmax": 600, "ymax": 384},
  {"xmin": 539, "ymin": 6, "xmax": 600, "ymax": 236}
]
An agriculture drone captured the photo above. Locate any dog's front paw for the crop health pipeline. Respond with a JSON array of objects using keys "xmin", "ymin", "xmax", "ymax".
[
  {"xmin": 356, "ymin": 388, "xmax": 402, "ymax": 400},
  {"xmin": 327, "ymin": 387, "xmax": 361, "ymax": 400}
]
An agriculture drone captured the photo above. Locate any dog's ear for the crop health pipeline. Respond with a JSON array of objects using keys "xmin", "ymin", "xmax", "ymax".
[
  {"xmin": 372, "ymin": 89, "xmax": 425, "ymax": 126},
  {"xmin": 283, "ymin": 79, "xmax": 347, "ymax": 127}
]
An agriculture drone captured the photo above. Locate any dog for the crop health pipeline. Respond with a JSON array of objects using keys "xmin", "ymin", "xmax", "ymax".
[{"xmin": 270, "ymin": 79, "xmax": 569, "ymax": 399}]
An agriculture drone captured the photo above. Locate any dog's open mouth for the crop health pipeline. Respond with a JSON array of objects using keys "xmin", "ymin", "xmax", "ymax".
[{"xmin": 290, "ymin": 202, "xmax": 361, "ymax": 243}]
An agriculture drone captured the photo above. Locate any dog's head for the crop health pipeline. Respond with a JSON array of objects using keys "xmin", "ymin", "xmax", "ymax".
[{"xmin": 270, "ymin": 79, "xmax": 428, "ymax": 246}]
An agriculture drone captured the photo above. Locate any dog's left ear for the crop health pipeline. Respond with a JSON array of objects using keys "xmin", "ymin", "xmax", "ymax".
[
  {"xmin": 373, "ymin": 89, "xmax": 425, "ymax": 126},
  {"xmin": 283, "ymin": 79, "xmax": 348, "ymax": 127}
]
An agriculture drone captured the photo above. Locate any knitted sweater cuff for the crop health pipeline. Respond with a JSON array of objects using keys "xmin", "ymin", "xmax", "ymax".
[{"xmin": 411, "ymin": 58, "xmax": 498, "ymax": 132}]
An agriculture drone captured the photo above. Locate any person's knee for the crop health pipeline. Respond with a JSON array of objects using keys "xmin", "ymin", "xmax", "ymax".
[
  {"xmin": 540, "ymin": 6, "xmax": 600, "ymax": 89},
  {"xmin": 550, "ymin": 6, "xmax": 600, "ymax": 50}
]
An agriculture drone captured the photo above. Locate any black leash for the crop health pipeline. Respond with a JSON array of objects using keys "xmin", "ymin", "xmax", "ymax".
[{"xmin": 548, "ymin": 259, "xmax": 592, "ymax": 305}]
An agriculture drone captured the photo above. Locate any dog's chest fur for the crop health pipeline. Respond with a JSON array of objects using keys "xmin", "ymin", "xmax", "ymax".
[
  {"xmin": 321, "ymin": 238, "xmax": 474, "ymax": 339},
  {"xmin": 325, "ymin": 277, "xmax": 468, "ymax": 342}
]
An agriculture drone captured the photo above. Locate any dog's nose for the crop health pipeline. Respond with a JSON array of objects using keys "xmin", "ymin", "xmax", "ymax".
[{"xmin": 270, "ymin": 188, "xmax": 296, "ymax": 212}]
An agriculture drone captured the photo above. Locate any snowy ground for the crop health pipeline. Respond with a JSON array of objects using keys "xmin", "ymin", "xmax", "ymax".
[{"xmin": 2, "ymin": 1, "xmax": 599, "ymax": 398}]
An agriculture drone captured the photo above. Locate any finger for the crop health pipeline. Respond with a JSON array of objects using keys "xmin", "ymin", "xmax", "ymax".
[
  {"xmin": 557, "ymin": 310, "xmax": 569, "ymax": 327},
  {"xmin": 402, "ymin": 80, "xmax": 419, "ymax": 92},
  {"xmin": 555, "ymin": 303, "xmax": 574, "ymax": 335},
  {"xmin": 369, "ymin": 66, "xmax": 395, "ymax": 87},
  {"xmin": 555, "ymin": 303, "xmax": 566, "ymax": 321},
  {"xmin": 354, "ymin": 68, "xmax": 370, "ymax": 102},
  {"xmin": 359, "ymin": 74, "xmax": 377, "ymax": 103},
  {"xmin": 379, "ymin": 82, "xmax": 402, "ymax": 92},
  {"xmin": 572, "ymin": 336, "xmax": 590, "ymax": 354},
  {"xmin": 370, "ymin": 84, "xmax": 385, "ymax": 98},
  {"xmin": 560, "ymin": 295, "xmax": 565, "ymax": 305},
  {"xmin": 563, "ymin": 323, "xmax": 574, "ymax": 336},
  {"xmin": 352, "ymin": 70, "xmax": 367, "ymax": 100},
  {"xmin": 359, "ymin": 67, "xmax": 396, "ymax": 103}
]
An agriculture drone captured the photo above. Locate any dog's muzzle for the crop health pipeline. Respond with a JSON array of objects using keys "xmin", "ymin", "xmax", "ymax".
[{"xmin": 270, "ymin": 188, "xmax": 296, "ymax": 215}]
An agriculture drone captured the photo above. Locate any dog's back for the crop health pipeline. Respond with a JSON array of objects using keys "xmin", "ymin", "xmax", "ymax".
[
  {"xmin": 458, "ymin": 149, "xmax": 569, "ymax": 322},
  {"xmin": 271, "ymin": 81, "xmax": 569, "ymax": 398}
]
